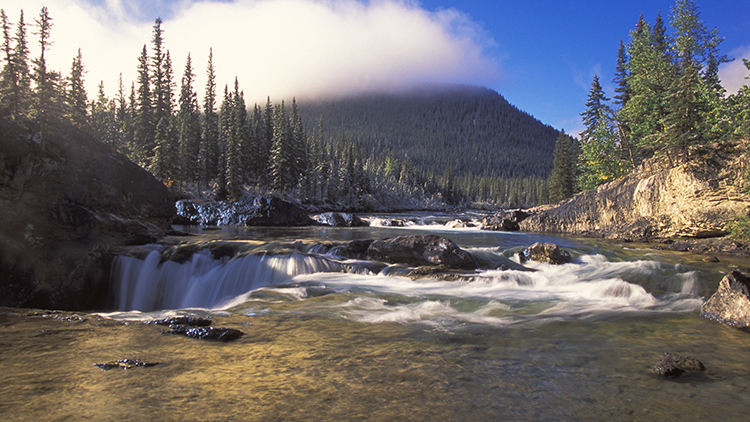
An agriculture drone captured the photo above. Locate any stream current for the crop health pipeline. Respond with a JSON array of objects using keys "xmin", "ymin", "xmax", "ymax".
[{"xmin": 2, "ymin": 212, "xmax": 750, "ymax": 421}]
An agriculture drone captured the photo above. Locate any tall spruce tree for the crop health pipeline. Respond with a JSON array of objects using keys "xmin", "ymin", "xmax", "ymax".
[
  {"xmin": 66, "ymin": 48, "xmax": 87, "ymax": 127},
  {"xmin": 200, "ymin": 48, "xmax": 219, "ymax": 187},
  {"xmin": 177, "ymin": 53, "xmax": 201, "ymax": 184},
  {"xmin": 31, "ymin": 6, "xmax": 54, "ymax": 122},
  {"xmin": 11, "ymin": 10, "xmax": 30, "ymax": 116},
  {"xmin": 548, "ymin": 131, "xmax": 576, "ymax": 203},
  {"xmin": 133, "ymin": 44, "xmax": 153, "ymax": 165}
]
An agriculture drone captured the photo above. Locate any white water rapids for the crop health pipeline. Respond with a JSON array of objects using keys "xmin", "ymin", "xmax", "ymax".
[{"xmin": 112, "ymin": 237, "xmax": 704, "ymax": 327}]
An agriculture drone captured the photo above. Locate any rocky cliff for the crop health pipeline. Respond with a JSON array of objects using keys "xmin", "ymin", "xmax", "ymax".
[
  {"xmin": 0, "ymin": 119, "xmax": 175, "ymax": 310},
  {"xmin": 520, "ymin": 141, "xmax": 750, "ymax": 242}
]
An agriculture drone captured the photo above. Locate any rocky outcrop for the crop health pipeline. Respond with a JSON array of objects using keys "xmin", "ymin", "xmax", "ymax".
[
  {"xmin": 520, "ymin": 242, "xmax": 573, "ymax": 265},
  {"xmin": 482, "ymin": 210, "xmax": 529, "ymax": 231},
  {"xmin": 364, "ymin": 235, "xmax": 477, "ymax": 270},
  {"xmin": 0, "ymin": 120, "xmax": 175, "ymax": 310},
  {"xmin": 520, "ymin": 142, "xmax": 750, "ymax": 241},
  {"xmin": 163, "ymin": 325, "xmax": 244, "ymax": 341},
  {"xmin": 700, "ymin": 270, "xmax": 750, "ymax": 329},
  {"xmin": 175, "ymin": 196, "xmax": 313, "ymax": 227},
  {"xmin": 312, "ymin": 212, "xmax": 369, "ymax": 227}
]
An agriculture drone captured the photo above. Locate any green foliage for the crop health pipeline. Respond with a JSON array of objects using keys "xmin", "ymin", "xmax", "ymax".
[
  {"xmin": 726, "ymin": 217, "xmax": 750, "ymax": 242},
  {"xmin": 548, "ymin": 131, "xmax": 577, "ymax": 203}
]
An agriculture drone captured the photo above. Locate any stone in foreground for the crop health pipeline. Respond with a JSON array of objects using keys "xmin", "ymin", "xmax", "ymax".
[
  {"xmin": 701, "ymin": 271, "xmax": 750, "ymax": 329},
  {"xmin": 164, "ymin": 325, "xmax": 244, "ymax": 342},
  {"xmin": 652, "ymin": 353, "xmax": 706, "ymax": 377}
]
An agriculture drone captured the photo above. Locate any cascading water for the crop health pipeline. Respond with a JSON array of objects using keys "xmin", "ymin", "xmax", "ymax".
[{"xmin": 113, "ymin": 248, "xmax": 354, "ymax": 311}]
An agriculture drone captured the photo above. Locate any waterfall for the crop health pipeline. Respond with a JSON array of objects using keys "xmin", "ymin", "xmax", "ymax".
[{"xmin": 113, "ymin": 249, "xmax": 346, "ymax": 311}]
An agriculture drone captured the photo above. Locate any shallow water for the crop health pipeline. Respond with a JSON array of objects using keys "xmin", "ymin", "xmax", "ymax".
[{"xmin": 2, "ymin": 213, "xmax": 749, "ymax": 421}]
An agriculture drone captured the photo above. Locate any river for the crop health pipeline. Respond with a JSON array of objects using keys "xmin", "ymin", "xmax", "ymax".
[{"xmin": 2, "ymin": 212, "xmax": 750, "ymax": 421}]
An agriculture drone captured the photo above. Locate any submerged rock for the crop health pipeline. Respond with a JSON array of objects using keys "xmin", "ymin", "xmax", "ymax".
[
  {"xmin": 94, "ymin": 359, "xmax": 162, "ymax": 370},
  {"xmin": 164, "ymin": 325, "xmax": 244, "ymax": 342},
  {"xmin": 313, "ymin": 212, "xmax": 369, "ymax": 227},
  {"xmin": 147, "ymin": 316, "xmax": 212, "ymax": 327},
  {"xmin": 652, "ymin": 353, "xmax": 706, "ymax": 377},
  {"xmin": 366, "ymin": 235, "xmax": 477, "ymax": 270},
  {"xmin": 521, "ymin": 242, "xmax": 573, "ymax": 265},
  {"xmin": 701, "ymin": 271, "xmax": 750, "ymax": 329},
  {"xmin": 176, "ymin": 196, "xmax": 313, "ymax": 227}
]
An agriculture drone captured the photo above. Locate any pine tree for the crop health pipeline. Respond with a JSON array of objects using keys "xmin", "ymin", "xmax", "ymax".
[
  {"xmin": 0, "ymin": 9, "xmax": 14, "ymax": 115},
  {"xmin": 134, "ymin": 44, "xmax": 154, "ymax": 165},
  {"xmin": 214, "ymin": 85, "xmax": 232, "ymax": 200},
  {"xmin": 548, "ymin": 131, "xmax": 576, "ymax": 203},
  {"xmin": 612, "ymin": 40, "xmax": 630, "ymax": 108},
  {"xmin": 177, "ymin": 53, "xmax": 201, "ymax": 184},
  {"xmin": 31, "ymin": 6, "xmax": 54, "ymax": 122},
  {"xmin": 150, "ymin": 18, "xmax": 169, "ymax": 130},
  {"xmin": 200, "ymin": 48, "xmax": 219, "ymax": 187},
  {"xmin": 11, "ymin": 10, "xmax": 30, "ymax": 116},
  {"xmin": 150, "ymin": 115, "xmax": 179, "ymax": 186},
  {"xmin": 66, "ymin": 48, "xmax": 87, "ymax": 127}
]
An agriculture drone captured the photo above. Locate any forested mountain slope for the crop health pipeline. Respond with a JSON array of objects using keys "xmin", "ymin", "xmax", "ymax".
[{"xmin": 298, "ymin": 85, "xmax": 561, "ymax": 179}]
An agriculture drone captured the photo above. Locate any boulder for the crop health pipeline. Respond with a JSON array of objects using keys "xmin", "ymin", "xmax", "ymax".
[
  {"xmin": 482, "ymin": 210, "xmax": 529, "ymax": 231},
  {"xmin": 521, "ymin": 242, "xmax": 573, "ymax": 265},
  {"xmin": 366, "ymin": 235, "xmax": 477, "ymax": 270},
  {"xmin": 445, "ymin": 219, "xmax": 468, "ymax": 229},
  {"xmin": 176, "ymin": 196, "xmax": 313, "ymax": 227},
  {"xmin": 0, "ymin": 120, "xmax": 175, "ymax": 310},
  {"xmin": 313, "ymin": 212, "xmax": 369, "ymax": 227},
  {"xmin": 652, "ymin": 353, "xmax": 706, "ymax": 377},
  {"xmin": 700, "ymin": 271, "xmax": 750, "ymax": 329}
]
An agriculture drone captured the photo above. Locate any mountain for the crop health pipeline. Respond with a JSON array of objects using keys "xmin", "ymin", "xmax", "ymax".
[{"xmin": 297, "ymin": 84, "xmax": 561, "ymax": 179}]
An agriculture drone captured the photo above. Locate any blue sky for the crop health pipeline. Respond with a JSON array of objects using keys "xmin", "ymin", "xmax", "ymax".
[{"xmin": 5, "ymin": 0, "xmax": 750, "ymax": 136}]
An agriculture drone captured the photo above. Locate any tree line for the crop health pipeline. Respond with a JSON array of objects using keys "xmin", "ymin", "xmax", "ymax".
[
  {"xmin": 549, "ymin": 0, "xmax": 750, "ymax": 203},
  {"xmin": 1, "ymin": 7, "xmax": 555, "ymax": 210}
]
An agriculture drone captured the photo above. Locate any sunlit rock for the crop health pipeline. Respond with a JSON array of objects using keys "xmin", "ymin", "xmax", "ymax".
[
  {"xmin": 701, "ymin": 271, "xmax": 750, "ymax": 329},
  {"xmin": 520, "ymin": 242, "xmax": 573, "ymax": 265}
]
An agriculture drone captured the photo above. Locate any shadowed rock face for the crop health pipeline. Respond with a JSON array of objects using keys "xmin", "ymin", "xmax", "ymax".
[
  {"xmin": 0, "ymin": 120, "xmax": 175, "ymax": 310},
  {"xmin": 701, "ymin": 271, "xmax": 750, "ymax": 329},
  {"xmin": 520, "ymin": 141, "xmax": 749, "ymax": 241}
]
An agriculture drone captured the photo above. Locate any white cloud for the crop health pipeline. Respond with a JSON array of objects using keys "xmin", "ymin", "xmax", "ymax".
[
  {"xmin": 3, "ymin": 0, "xmax": 501, "ymax": 105},
  {"xmin": 720, "ymin": 45, "xmax": 750, "ymax": 94}
]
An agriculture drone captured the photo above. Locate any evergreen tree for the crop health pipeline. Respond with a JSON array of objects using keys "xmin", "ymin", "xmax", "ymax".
[
  {"xmin": 150, "ymin": 18, "xmax": 169, "ymax": 130},
  {"xmin": 31, "ymin": 6, "xmax": 54, "ymax": 122},
  {"xmin": 612, "ymin": 40, "xmax": 630, "ymax": 108},
  {"xmin": 150, "ymin": 115, "xmax": 179, "ymax": 186},
  {"xmin": 0, "ymin": 9, "xmax": 15, "ymax": 115},
  {"xmin": 200, "ymin": 48, "xmax": 219, "ymax": 187},
  {"xmin": 177, "ymin": 53, "xmax": 201, "ymax": 184},
  {"xmin": 134, "ymin": 44, "xmax": 153, "ymax": 164},
  {"xmin": 271, "ymin": 100, "xmax": 294, "ymax": 193},
  {"xmin": 10, "ymin": 10, "xmax": 30, "ymax": 116},
  {"xmin": 66, "ymin": 48, "xmax": 87, "ymax": 127},
  {"xmin": 548, "ymin": 131, "xmax": 576, "ymax": 203},
  {"xmin": 214, "ymin": 85, "xmax": 232, "ymax": 200}
]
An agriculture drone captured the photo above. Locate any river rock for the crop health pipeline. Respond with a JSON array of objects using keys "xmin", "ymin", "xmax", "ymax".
[
  {"xmin": 366, "ymin": 235, "xmax": 477, "ymax": 270},
  {"xmin": 147, "ymin": 316, "xmax": 212, "ymax": 326},
  {"xmin": 700, "ymin": 271, "xmax": 750, "ymax": 329},
  {"xmin": 652, "ymin": 353, "xmax": 706, "ymax": 377},
  {"xmin": 482, "ymin": 210, "xmax": 529, "ymax": 231},
  {"xmin": 94, "ymin": 359, "xmax": 162, "ymax": 370},
  {"xmin": 164, "ymin": 325, "xmax": 245, "ymax": 342},
  {"xmin": 176, "ymin": 196, "xmax": 313, "ymax": 227},
  {"xmin": 0, "ymin": 119, "xmax": 175, "ymax": 310},
  {"xmin": 313, "ymin": 212, "xmax": 369, "ymax": 227},
  {"xmin": 521, "ymin": 242, "xmax": 573, "ymax": 264},
  {"xmin": 519, "ymin": 141, "xmax": 749, "ymax": 240}
]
